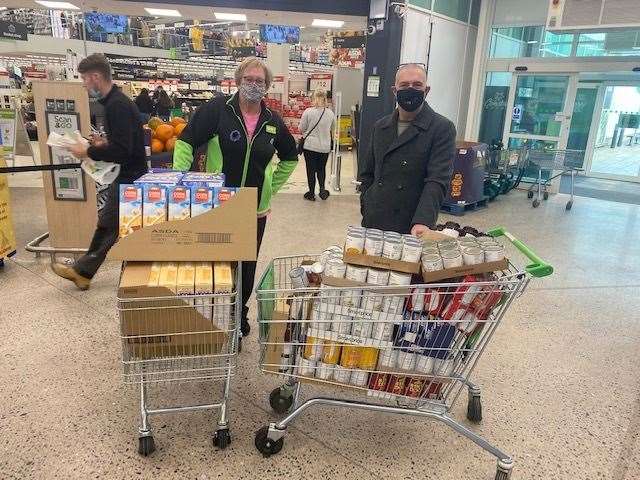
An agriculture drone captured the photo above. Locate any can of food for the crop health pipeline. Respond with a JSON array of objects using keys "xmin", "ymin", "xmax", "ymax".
[
  {"xmin": 309, "ymin": 304, "xmax": 331, "ymax": 331},
  {"xmin": 457, "ymin": 310, "xmax": 480, "ymax": 334},
  {"xmin": 307, "ymin": 262, "xmax": 324, "ymax": 285},
  {"xmin": 321, "ymin": 341, "xmax": 342, "ymax": 365},
  {"xmin": 462, "ymin": 246, "xmax": 484, "ymax": 266},
  {"xmin": 319, "ymin": 283, "xmax": 340, "ymax": 305},
  {"xmin": 325, "ymin": 258, "xmax": 347, "ymax": 278},
  {"xmin": 350, "ymin": 369, "xmax": 369, "ymax": 387},
  {"xmin": 477, "ymin": 236, "xmax": 498, "ymax": 246},
  {"xmin": 397, "ymin": 350, "xmax": 417, "ymax": 370},
  {"xmin": 367, "ymin": 228, "xmax": 384, "ymax": 237},
  {"xmin": 364, "ymin": 235, "xmax": 384, "ymax": 256},
  {"xmin": 386, "ymin": 375, "xmax": 407, "ymax": 396},
  {"xmin": 388, "ymin": 271, "xmax": 412, "ymax": 286},
  {"xmin": 401, "ymin": 241, "xmax": 423, "ymax": 263},
  {"xmin": 425, "ymin": 289, "xmax": 446, "ymax": 315},
  {"xmin": 296, "ymin": 356, "xmax": 317, "ymax": 376},
  {"xmin": 333, "ymin": 365, "xmax": 352, "ymax": 384},
  {"xmin": 351, "ymin": 318, "xmax": 374, "ymax": 338},
  {"xmin": 483, "ymin": 244, "xmax": 505, "ymax": 262},
  {"xmin": 346, "ymin": 264, "xmax": 369, "ymax": 282},
  {"xmin": 340, "ymin": 288, "xmax": 362, "ymax": 308},
  {"xmin": 361, "ymin": 290, "xmax": 384, "ymax": 313},
  {"xmin": 410, "ymin": 287, "xmax": 425, "ymax": 312},
  {"xmin": 279, "ymin": 344, "xmax": 293, "ymax": 374},
  {"xmin": 441, "ymin": 249, "xmax": 464, "ymax": 268},
  {"xmin": 378, "ymin": 348, "xmax": 398, "ymax": 368},
  {"xmin": 366, "ymin": 268, "xmax": 390, "ymax": 286},
  {"xmin": 339, "ymin": 345, "xmax": 361, "ymax": 368},
  {"xmin": 315, "ymin": 361, "xmax": 334, "ymax": 380},
  {"xmin": 382, "ymin": 237, "xmax": 402, "ymax": 260},
  {"xmin": 331, "ymin": 317, "xmax": 353, "ymax": 334},
  {"xmin": 415, "ymin": 354, "xmax": 435, "ymax": 374},
  {"xmin": 303, "ymin": 336, "xmax": 323, "ymax": 361},
  {"xmin": 357, "ymin": 347, "xmax": 379, "ymax": 370},
  {"xmin": 383, "ymin": 295, "xmax": 405, "ymax": 314},
  {"xmin": 372, "ymin": 321, "xmax": 394, "ymax": 342},
  {"xmin": 421, "ymin": 253, "xmax": 444, "ymax": 272},
  {"xmin": 345, "ymin": 231, "xmax": 365, "ymax": 254},
  {"xmin": 458, "ymin": 237, "xmax": 478, "ymax": 248},
  {"xmin": 422, "ymin": 246, "xmax": 440, "ymax": 256},
  {"xmin": 289, "ymin": 266, "xmax": 309, "ymax": 289},
  {"xmin": 404, "ymin": 377, "xmax": 426, "ymax": 398},
  {"xmin": 438, "ymin": 241, "xmax": 460, "ymax": 253}
]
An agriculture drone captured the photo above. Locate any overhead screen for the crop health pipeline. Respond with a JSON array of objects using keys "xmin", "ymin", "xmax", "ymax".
[{"xmin": 259, "ymin": 24, "xmax": 300, "ymax": 44}]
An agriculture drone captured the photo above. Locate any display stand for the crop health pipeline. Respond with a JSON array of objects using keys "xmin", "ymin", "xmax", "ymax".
[{"xmin": 29, "ymin": 81, "xmax": 97, "ymax": 260}]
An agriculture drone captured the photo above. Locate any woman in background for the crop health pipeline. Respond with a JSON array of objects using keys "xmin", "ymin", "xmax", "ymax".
[
  {"xmin": 300, "ymin": 90, "xmax": 335, "ymax": 201},
  {"xmin": 154, "ymin": 89, "xmax": 173, "ymax": 120},
  {"xmin": 134, "ymin": 87, "xmax": 153, "ymax": 123}
]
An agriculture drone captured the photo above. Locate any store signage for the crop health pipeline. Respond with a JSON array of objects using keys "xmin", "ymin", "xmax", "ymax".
[
  {"xmin": 309, "ymin": 74, "xmax": 332, "ymax": 93},
  {"xmin": 512, "ymin": 105, "xmax": 522, "ymax": 123},
  {"xmin": 0, "ymin": 20, "xmax": 28, "ymax": 41},
  {"xmin": 332, "ymin": 35, "xmax": 366, "ymax": 49},
  {"xmin": 0, "ymin": 109, "xmax": 17, "ymax": 162},
  {"xmin": 0, "ymin": 150, "xmax": 17, "ymax": 260},
  {"xmin": 45, "ymin": 111, "xmax": 86, "ymax": 201},
  {"xmin": 269, "ymin": 75, "xmax": 286, "ymax": 95}
]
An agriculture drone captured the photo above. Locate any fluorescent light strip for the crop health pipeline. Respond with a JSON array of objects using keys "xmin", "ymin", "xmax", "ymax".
[
  {"xmin": 214, "ymin": 12, "xmax": 247, "ymax": 21},
  {"xmin": 35, "ymin": 1, "xmax": 80, "ymax": 9},
  {"xmin": 144, "ymin": 8, "xmax": 182, "ymax": 18},
  {"xmin": 312, "ymin": 19, "xmax": 344, "ymax": 28}
]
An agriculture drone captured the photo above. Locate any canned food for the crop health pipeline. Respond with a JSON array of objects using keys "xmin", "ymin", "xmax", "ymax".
[
  {"xmin": 382, "ymin": 295, "xmax": 405, "ymax": 314},
  {"xmin": 416, "ymin": 354, "xmax": 435, "ymax": 374},
  {"xmin": 425, "ymin": 289, "xmax": 446, "ymax": 315},
  {"xmin": 368, "ymin": 373, "xmax": 390, "ymax": 393},
  {"xmin": 401, "ymin": 241, "xmax": 423, "ymax": 263},
  {"xmin": 462, "ymin": 246, "xmax": 484, "ymax": 266},
  {"xmin": 378, "ymin": 348, "xmax": 398, "ymax": 368},
  {"xmin": 422, "ymin": 246, "xmax": 440, "ymax": 256},
  {"xmin": 296, "ymin": 356, "xmax": 317, "ymax": 376},
  {"xmin": 319, "ymin": 283, "xmax": 340, "ymax": 305},
  {"xmin": 279, "ymin": 343, "xmax": 293, "ymax": 374},
  {"xmin": 315, "ymin": 361, "xmax": 334, "ymax": 380},
  {"xmin": 372, "ymin": 321, "xmax": 394, "ymax": 342},
  {"xmin": 388, "ymin": 271, "xmax": 412, "ymax": 286},
  {"xmin": 441, "ymin": 249, "xmax": 463, "ymax": 268},
  {"xmin": 404, "ymin": 377, "xmax": 426, "ymax": 398},
  {"xmin": 346, "ymin": 264, "xmax": 369, "ymax": 282},
  {"xmin": 333, "ymin": 365, "xmax": 352, "ymax": 384},
  {"xmin": 289, "ymin": 266, "xmax": 309, "ymax": 289},
  {"xmin": 331, "ymin": 316, "xmax": 353, "ymax": 334},
  {"xmin": 367, "ymin": 268, "xmax": 390, "ymax": 286},
  {"xmin": 309, "ymin": 304, "xmax": 331, "ymax": 331},
  {"xmin": 382, "ymin": 237, "xmax": 402, "ymax": 260},
  {"xmin": 483, "ymin": 244, "xmax": 505, "ymax": 262},
  {"xmin": 340, "ymin": 346, "xmax": 361, "ymax": 368},
  {"xmin": 303, "ymin": 336, "xmax": 323, "ymax": 361},
  {"xmin": 397, "ymin": 350, "xmax": 417, "ymax": 370},
  {"xmin": 349, "ymin": 369, "xmax": 369, "ymax": 387},
  {"xmin": 433, "ymin": 357, "xmax": 456, "ymax": 377},
  {"xmin": 364, "ymin": 235, "xmax": 384, "ymax": 256},
  {"xmin": 321, "ymin": 341, "xmax": 342, "ymax": 364},
  {"xmin": 340, "ymin": 289, "xmax": 362, "ymax": 308},
  {"xmin": 458, "ymin": 237, "xmax": 478, "ymax": 247},
  {"xmin": 360, "ymin": 290, "xmax": 384, "ymax": 313},
  {"xmin": 325, "ymin": 258, "xmax": 346, "ymax": 278},
  {"xmin": 345, "ymin": 231, "xmax": 365, "ymax": 254},
  {"xmin": 438, "ymin": 241, "xmax": 460, "ymax": 253},
  {"xmin": 421, "ymin": 253, "xmax": 444, "ymax": 272},
  {"xmin": 386, "ymin": 375, "xmax": 407, "ymax": 395},
  {"xmin": 476, "ymin": 235, "xmax": 498, "ymax": 246},
  {"xmin": 366, "ymin": 228, "xmax": 383, "ymax": 237},
  {"xmin": 357, "ymin": 347, "xmax": 379, "ymax": 370},
  {"xmin": 457, "ymin": 310, "xmax": 480, "ymax": 334},
  {"xmin": 410, "ymin": 287, "xmax": 425, "ymax": 312}
]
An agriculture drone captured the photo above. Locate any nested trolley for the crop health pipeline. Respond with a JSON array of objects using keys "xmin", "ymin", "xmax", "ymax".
[
  {"xmin": 117, "ymin": 263, "xmax": 241, "ymax": 455},
  {"xmin": 526, "ymin": 149, "xmax": 584, "ymax": 210},
  {"xmin": 254, "ymin": 229, "xmax": 552, "ymax": 479},
  {"xmin": 484, "ymin": 146, "xmax": 529, "ymax": 200}
]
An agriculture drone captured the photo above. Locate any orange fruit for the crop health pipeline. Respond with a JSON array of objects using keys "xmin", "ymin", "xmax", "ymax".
[
  {"xmin": 155, "ymin": 124, "xmax": 175, "ymax": 142},
  {"xmin": 174, "ymin": 123, "xmax": 186, "ymax": 137},
  {"xmin": 148, "ymin": 117, "xmax": 163, "ymax": 130},
  {"xmin": 165, "ymin": 136, "xmax": 177, "ymax": 152},
  {"xmin": 170, "ymin": 117, "xmax": 186, "ymax": 127},
  {"xmin": 151, "ymin": 138, "xmax": 164, "ymax": 154}
]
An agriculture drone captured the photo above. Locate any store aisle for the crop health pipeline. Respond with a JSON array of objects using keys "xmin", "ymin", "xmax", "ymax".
[{"xmin": 2, "ymin": 188, "xmax": 640, "ymax": 480}]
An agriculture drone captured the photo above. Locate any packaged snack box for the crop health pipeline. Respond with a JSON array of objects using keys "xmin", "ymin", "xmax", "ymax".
[
  {"xmin": 143, "ymin": 184, "xmax": 168, "ymax": 227},
  {"xmin": 181, "ymin": 172, "xmax": 225, "ymax": 188},
  {"xmin": 213, "ymin": 187, "xmax": 237, "ymax": 207},
  {"xmin": 168, "ymin": 185, "xmax": 191, "ymax": 221},
  {"xmin": 191, "ymin": 186, "xmax": 214, "ymax": 217},
  {"xmin": 119, "ymin": 184, "xmax": 142, "ymax": 239},
  {"xmin": 134, "ymin": 171, "xmax": 184, "ymax": 185}
]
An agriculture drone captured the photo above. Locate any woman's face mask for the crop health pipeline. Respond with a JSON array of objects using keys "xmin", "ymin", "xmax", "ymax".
[{"xmin": 240, "ymin": 82, "xmax": 266, "ymax": 103}]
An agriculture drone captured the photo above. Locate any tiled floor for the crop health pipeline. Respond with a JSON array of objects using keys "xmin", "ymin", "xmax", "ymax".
[
  {"xmin": 2, "ymin": 179, "xmax": 639, "ymax": 479},
  {"xmin": 590, "ymin": 142, "xmax": 640, "ymax": 178}
]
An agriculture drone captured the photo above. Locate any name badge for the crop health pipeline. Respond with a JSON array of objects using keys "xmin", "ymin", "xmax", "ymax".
[{"xmin": 266, "ymin": 125, "xmax": 277, "ymax": 134}]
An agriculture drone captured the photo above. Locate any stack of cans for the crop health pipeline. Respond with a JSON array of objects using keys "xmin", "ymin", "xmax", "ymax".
[{"xmin": 421, "ymin": 236, "xmax": 505, "ymax": 273}]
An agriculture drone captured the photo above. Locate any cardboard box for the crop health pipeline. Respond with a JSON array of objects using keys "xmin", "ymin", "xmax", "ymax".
[
  {"xmin": 119, "ymin": 185, "xmax": 143, "ymax": 239},
  {"xmin": 421, "ymin": 258, "xmax": 509, "ymax": 283},
  {"xmin": 118, "ymin": 262, "xmax": 227, "ymax": 360},
  {"xmin": 134, "ymin": 171, "xmax": 184, "ymax": 185},
  {"xmin": 158, "ymin": 262, "xmax": 178, "ymax": 294},
  {"xmin": 148, "ymin": 262, "xmax": 161, "ymax": 287},
  {"xmin": 168, "ymin": 186, "xmax": 191, "ymax": 221},
  {"xmin": 213, "ymin": 187, "xmax": 236, "ymax": 207},
  {"xmin": 108, "ymin": 188, "xmax": 258, "ymax": 262},
  {"xmin": 194, "ymin": 262, "xmax": 214, "ymax": 321},
  {"xmin": 142, "ymin": 184, "xmax": 168, "ymax": 227},
  {"xmin": 261, "ymin": 299, "xmax": 292, "ymax": 376},
  {"xmin": 343, "ymin": 251, "xmax": 420, "ymax": 274}
]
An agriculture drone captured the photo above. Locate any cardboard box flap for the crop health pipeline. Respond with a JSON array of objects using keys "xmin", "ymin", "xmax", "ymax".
[{"xmin": 108, "ymin": 187, "xmax": 257, "ymax": 262}]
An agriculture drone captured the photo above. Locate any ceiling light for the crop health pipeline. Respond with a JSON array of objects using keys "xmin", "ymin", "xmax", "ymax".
[
  {"xmin": 144, "ymin": 8, "xmax": 182, "ymax": 17},
  {"xmin": 312, "ymin": 19, "xmax": 344, "ymax": 28},
  {"xmin": 214, "ymin": 12, "xmax": 247, "ymax": 21},
  {"xmin": 35, "ymin": 1, "xmax": 80, "ymax": 9}
]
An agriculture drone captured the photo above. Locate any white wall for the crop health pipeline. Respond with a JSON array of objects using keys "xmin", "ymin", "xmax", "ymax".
[{"xmin": 493, "ymin": 0, "xmax": 549, "ymax": 26}]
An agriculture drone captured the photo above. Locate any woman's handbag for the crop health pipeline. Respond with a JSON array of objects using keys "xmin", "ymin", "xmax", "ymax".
[{"xmin": 297, "ymin": 108, "xmax": 326, "ymax": 154}]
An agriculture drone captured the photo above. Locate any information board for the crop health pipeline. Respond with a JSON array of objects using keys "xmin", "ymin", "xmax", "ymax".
[{"xmin": 45, "ymin": 110, "xmax": 86, "ymax": 201}]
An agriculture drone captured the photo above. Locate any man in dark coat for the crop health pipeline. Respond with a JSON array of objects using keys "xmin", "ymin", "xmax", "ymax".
[{"xmin": 358, "ymin": 63, "xmax": 456, "ymax": 235}]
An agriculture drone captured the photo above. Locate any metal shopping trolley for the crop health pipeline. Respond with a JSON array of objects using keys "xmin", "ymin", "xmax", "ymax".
[
  {"xmin": 484, "ymin": 144, "xmax": 529, "ymax": 201},
  {"xmin": 117, "ymin": 263, "xmax": 241, "ymax": 455},
  {"xmin": 526, "ymin": 149, "xmax": 584, "ymax": 210},
  {"xmin": 253, "ymin": 230, "xmax": 552, "ymax": 479}
]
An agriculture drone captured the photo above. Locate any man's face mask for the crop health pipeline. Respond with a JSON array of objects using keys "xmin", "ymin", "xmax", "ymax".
[{"xmin": 396, "ymin": 87, "xmax": 426, "ymax": 112}]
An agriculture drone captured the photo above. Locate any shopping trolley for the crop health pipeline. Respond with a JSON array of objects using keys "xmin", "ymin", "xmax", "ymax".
[
  {"xmin": 254, "ymin": 229, "xmax": 552, "ymax": 479},
  {"xmin": 117, "ymin": 263, "xmax": 241, "ymax": 455},
  {"xmin": 526, "ymin": 149, "xmax": 584, "ymax": 210},
  {"xmin": 484, "ymin": 144, "xmax": 529, "ymax": 200}
]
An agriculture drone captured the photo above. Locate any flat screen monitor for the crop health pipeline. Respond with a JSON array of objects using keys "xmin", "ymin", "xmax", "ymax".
[
  {"xmin": 259, "ymin": 24, "xmax": 300, "ymax": 44},
  {"xmin": 85, "ymin": 13, "xmax": 128, "ymax": 34}
]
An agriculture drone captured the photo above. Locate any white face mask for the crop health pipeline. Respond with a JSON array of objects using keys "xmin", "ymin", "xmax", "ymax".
[{"xmin": 240, "ymin": 82, "xmax": 266, "ymax": 103}]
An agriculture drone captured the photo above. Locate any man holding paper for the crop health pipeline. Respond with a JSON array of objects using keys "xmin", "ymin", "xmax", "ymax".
[{"xmin": 52, "ymin": 53, "xmax": 147, "ymax": 290}]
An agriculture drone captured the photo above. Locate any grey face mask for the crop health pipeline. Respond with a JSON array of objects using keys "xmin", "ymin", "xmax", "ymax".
[
  {"xmin": 240, "ymin": 82, "xmax": 266, "ymax": 103},
  {"xmin": 88, "ymin": 88, "xmax": 102, "ymax": 99}
]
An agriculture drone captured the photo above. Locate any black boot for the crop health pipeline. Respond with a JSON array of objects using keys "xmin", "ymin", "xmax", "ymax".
[
  {"xmin": 319, "ymin": 189, "xmax": 330, "ymax": 200},
  {"xmin": 303, "ymin": 191, "xmax": 316, "ymax": 201}
]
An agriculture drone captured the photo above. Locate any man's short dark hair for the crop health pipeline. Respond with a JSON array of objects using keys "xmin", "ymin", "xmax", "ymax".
[{"xmin": 77, "ymin": 54, "xmax": 112, "ymax": 81}]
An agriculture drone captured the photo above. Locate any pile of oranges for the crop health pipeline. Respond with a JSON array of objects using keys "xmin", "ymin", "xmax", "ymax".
[{"xmin": 148, "ymin": 117, "xmax": 187, "ymax": 154}]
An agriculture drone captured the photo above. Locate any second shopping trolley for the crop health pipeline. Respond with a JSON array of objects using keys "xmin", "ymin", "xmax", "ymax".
[
  {"xmin": 526, "ymin": 149, "xmax": 584, "ymax": 210},
  {"xmin": 254, "ymin": 229, "xmax": 552, "ymax": 479}
]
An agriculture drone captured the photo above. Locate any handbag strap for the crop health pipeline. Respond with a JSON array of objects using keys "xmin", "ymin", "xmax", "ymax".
[{"xmin": 303, "ymin": 108, "xmax": 325, "ymax": 140}]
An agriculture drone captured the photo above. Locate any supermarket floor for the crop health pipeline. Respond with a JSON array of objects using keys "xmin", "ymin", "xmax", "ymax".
[{"xmin": 2, "ymin": 181, "xmax": 640, "ymax": 480}]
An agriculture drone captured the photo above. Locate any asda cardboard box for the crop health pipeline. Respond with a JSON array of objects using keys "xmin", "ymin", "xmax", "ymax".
[
  {"xmin": 118, "ymin": 262, "xmax": 228, "ymax": 360},
  {"xmin": 343, "ymin": 251, "xmax": 420, "ymax": 274},
  {"xmin": 108, "ymin": 187, "xmax": 257, "ymax": 262}
]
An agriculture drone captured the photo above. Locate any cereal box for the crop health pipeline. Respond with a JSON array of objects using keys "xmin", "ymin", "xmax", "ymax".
[
  {"xmin": 213, "ymin": 187, "xmax": 237, "ymax": 208},
  {"xmin": 142, "ymin": 184, "xmax": 168, "ymax": 227},
  {"xmin": 181, "ymin": 172, "xmax": 225, "ymax": 188},
  {"xmin": 119, "ymin": 184, "xmax": 142, "ymax": 239},
  {"xmin": 168, "ymin": 186, "xmax": 191, "ymax": 221},
  {"xmin": 191, "ymin": 186, "xmax": 214, "ymax": 217},
  {"xmin": 158, "ymin": 262, "xmax": 178, "ymax": 294}
]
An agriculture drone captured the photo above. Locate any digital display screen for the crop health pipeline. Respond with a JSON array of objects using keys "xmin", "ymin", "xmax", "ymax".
[
  {"xmin": 259, "ymin": 24, "xmax": 300, "ymax": 44},
  {"xmin": 85, "ymin": 13, "xmax": 128, "ymax": 34}
]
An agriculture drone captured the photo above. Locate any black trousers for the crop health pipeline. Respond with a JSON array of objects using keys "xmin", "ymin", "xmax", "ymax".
[
  {"xmin": 74, "ymin": 181, "xmax": 120, "ymax": 279},
  {"xmin": 303, "ymin": 149, "xmax": 329, "ymax": 194},
  {"xmin": 242, "ymin": 216, "xmax": 267, "ymax": 322}
]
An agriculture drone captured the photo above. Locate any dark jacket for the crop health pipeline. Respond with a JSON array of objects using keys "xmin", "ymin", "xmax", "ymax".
[
  {"xmin": 173, "ymin": 93, "xmax": 298, "ymax": 214},
  {"xmin": 134, "ymin": 93, "xmax": 153, "ymax": 114},
  {"xmin": 358, "ymin": 103, "xmax": 456, "ymax": 233},
  {"xmin": 87, "ymin": 85, "xmax": 147, "ymax": 183}
]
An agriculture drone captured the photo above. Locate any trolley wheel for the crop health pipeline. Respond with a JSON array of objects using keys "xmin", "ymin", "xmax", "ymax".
[
  {"xmin": 495, "ymin": 469, "xmax": 510, "ymax": 480},
  {"xmin": 532, "ymin": 199, "xmax": 540, "ymax": 208},
  {"xmin": 527, "ymin": 190, "xmax": 534, "ymax": 199},
  {"xmin": 543, "ymin": 191, "xmax": 549, "ymax": 200},
  {"xmin": 238, "ymin": 336, "xmax": 242, "ymax": 353},
  {"xmin": 269, "ymin": 387, "xmax": 294, "ymax": 414},
  {"xmin": 467, "ymin": 394, "xmax": 482, "ymax": 423},
  {"xmin": 213, "ymin": 428, "xmax": 231, "ymax": 450},
  {"xmin": 255, "ymin": 426, "xmax": 284, "ymax": 457},
  {"xmin": 138, "ymin": 435, "xmax": 155, "ymax": 456},
  {"xmin": 565, "ymin": 200, "xmax": 573, "ymax": 211}
]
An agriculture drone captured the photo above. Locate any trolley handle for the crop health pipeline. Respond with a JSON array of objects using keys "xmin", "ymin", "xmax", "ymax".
[{"xmin": 487, "ymin": 227, "xmax": 553, "ymax": 278}]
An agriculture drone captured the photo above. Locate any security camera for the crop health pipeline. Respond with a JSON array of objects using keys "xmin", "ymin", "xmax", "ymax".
[{"xmin": 367, "ymin": 24, "xmax": 377, "ymax": 35}]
